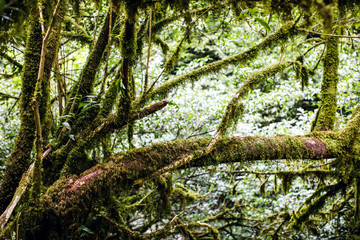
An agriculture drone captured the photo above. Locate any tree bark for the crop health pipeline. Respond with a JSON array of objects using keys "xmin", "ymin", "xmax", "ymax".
[
  {"xmin": 2, "ymin": 133, "xmax": 338, "ymax": 239},
  {"xmin": 0, "ymin": 4, "xmax": 42, "ymax": 212}
]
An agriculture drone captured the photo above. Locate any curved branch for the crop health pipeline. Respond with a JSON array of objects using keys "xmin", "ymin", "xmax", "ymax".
[
  {"xmin": 43, "ymin": 134, "xmax": 336, "ymax": 218},
  {"xmin": 136, "ymin": 21, "xmax": 303, "ymax": 108},
  {"xmin": 63, "ymin": 5, "xmax": 119, "ymax": 118}
]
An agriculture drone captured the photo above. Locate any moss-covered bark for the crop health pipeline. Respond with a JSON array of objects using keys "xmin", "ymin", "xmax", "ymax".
[
  {"xmin": 312, "ymin": 36, "xmax": 338, "ymax": 131},
  {"xmin": 216, "ymin": 61, "xmax": 293, "ymax": 136},
  {"xmin": 136, "ymin": 21, "xmax": 302, "ymax": 108},
  {"xmin": 0, "ymin": 1, "xmax": 42, "ymax": 212},
  {"xmin": 39, "ymin": 0, "xmax": 68, "ymax": 145},
  {"xmin": 312, "ymin": 4, "xmax": 339, "ymax": 132},
  {"xmin": 62, "ymin": 3, "xmax": 119, "ymax": 122},
  {"xmin": 3, "ymin": 133, "xmax": 339, "ymax": 238},
  {"xmin": 116, "ymin": 0, "xmax": 139, "ymax": 122}
]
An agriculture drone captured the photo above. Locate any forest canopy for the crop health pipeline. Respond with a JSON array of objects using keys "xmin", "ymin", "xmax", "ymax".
[{"xmin": 0, "ymin": 0, "xmax": 360, "ymax": 239}]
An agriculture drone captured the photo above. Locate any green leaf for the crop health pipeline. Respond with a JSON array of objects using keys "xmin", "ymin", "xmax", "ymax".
[
  {"xmin": 69, "ymin": 134, "xmax": 75, "ymax": 141},
  {"xmin": 79, "ymin": 102, "xmax": 87, "ymax": 108},
  {"xmin": 2, "ymin": 15, "xmax": 14, "ymax": 22},
  {"xmin": 79, "ymin": 225, "xmax": 94, "ymax": 235},
  {"xmin": 255, "ymin": 17, "xmax": 271, "ymax": 31},
  {"xmin": 62, "ymin": 122, "xmax": 71, "ymax": 131}
]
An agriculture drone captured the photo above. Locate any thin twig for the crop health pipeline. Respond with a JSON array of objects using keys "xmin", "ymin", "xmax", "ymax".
[
  {"xmin": 302, "ymin": 29, "xmax": 360, "ymax": 38},
  {"xmin": 143, "ymin": 6, "xmax": 212, "ymax": 97},
  {"xmin": 38, "ymin": 0, "xmax": 62, "ymax": 80},
  {"xmin": 91, "ymin": 1, "xmax": 102, "ymax": 50},
  {"xmin": 145, "ymin": 68, "xmax": 165, "ymax": 95},
  {"xmin": 99, "ymin": 1, "xmax": 113, "ymax": 96},
  {"xmin": 144, "ymin": 7, "xmax": 152, "ymax": 92}
]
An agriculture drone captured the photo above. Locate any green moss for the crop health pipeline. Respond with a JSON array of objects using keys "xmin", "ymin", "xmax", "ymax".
[
  {"xmin": 153, "ymin": 174, "xmax": 173, "ymax": 216},
  {"xmin": 294, "ymin": 56, "xmax": 310, "ymax": 91},
  {"xmin": 313, "ymin": 36, "xmax": 339, "ymax": 132},
  {"xmin": 99, "ymin": 73, "xmax": 120, "ymax": 117},
  {"xmin": 119, "ymin": 2, "xmax": 138, "ymax": 60},
  {"xmin": 339, "ymin": 108, "xmax": 360, "ymax": 149},
  {"xmin": 63, "ymin": 8, "xmax": 117, "ymax": 119},
  {"xmin": 217, "ymin": 61, "xmax": 292, "ymax": 135},
  {"xmin": 0, "ymin": 6, "xmax": 42, "ymax": 211},
  {"xmin": 153, "ymin": 36, "xmax": 169, "ymax": 55},
  {"xmin": 278, "ymin": 173, "xmax": 294, "ymax": 193},
  {"xmin": 61, "ymin": 143, "xmax": 94, "ymax": 176},
  {"xmin": 137, "ymin": 21, "xmax": 301, "ymax": 107},
  {"xmin": 164, "ymin": 41, "xmax": 182, "ymax": 72},
  {"xmin": 173, "ymin": 183, "xmax": 197, "ymax": 207},
  {"xmin": 152, "ymin": 14, "xmax": 181, "ymax": 34}
]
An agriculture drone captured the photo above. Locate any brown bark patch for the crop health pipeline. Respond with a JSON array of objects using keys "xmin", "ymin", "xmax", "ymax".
[
  {"xmin": 66, "ymin": 169, "xmax": 103, "ymax": 195},
  {"xmin": 303, "ymin": 139, "xmax": 332, "ymax": 158}
]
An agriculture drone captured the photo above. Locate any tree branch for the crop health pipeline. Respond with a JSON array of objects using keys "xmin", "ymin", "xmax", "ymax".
[
  {"xmin": 0, "ymin": 163, "xmax": 34, "ymax": 232},
  {"xmin": 41, "ymin": 134, "xmax": 336, "ymax": 222},
  {"xmin": 0, "ymin": 52, "xmax": 23, "ymax": 70},
  {"xmin": 136, "ymin": 21, "xmax": 303, "ymax": 108}
]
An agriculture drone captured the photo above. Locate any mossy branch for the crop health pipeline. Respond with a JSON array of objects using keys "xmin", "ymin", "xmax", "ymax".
[
  {"xmin": 30, "ymin": 99, "xmax": 42, "ymax": 202},
  {"xmin": 144, "ymin": 7, "xmax": 152, "ymax": 92},
  {"xmin": 193, "ymin": 222, "xmax": 220, "ymax": 240},
  {"xmin": 98, "ymin": 66, "xmax": 122, "ymax": 118},
  {"xmin": 99, "ymin": 1, "xmax": 114, "ymax": 99},
  {"xmin": 0, "ymin": 92, "xmax": 19, "ymax": 101},
  {"xmin": 312, "ymin": 5, "xmax": 339, "ymax": 132},
  {"xmin": 63, "ymin": 6, "xmax": 118, "ymax": 119},
  {"xmin": 312, "ymin": 36, "xmax": 339, "ymax": 131},
  {"xmin": 0, "ymin": 163, "xmax": 34, "ymax": 232},
  {"xmin": 150, "ymin": 6, "xmax": 214, "ymax": 36},
  {"xmin": 153, "ymin": 36, "xmax": 169, "ymax": 55},
  {"xmin": 32, "ymin": 134, "xmax": 339, "ymax": 236},
  {"xmin": 338, "ymin": 104, "xmax": 360, "ymax": 147},
  {"xmin": 208, "ymin": 61, "xmax": 293, "ymax": 153},
  {"xmin": 0, "ymin": 3, "xmax": 42, "ymax": 212},
  {"xmin": 91, "ymin": 99, "xmax": 169, "ymax": 141},
  {"xmin": 288, "ymin": 180, "xmax": 345, "ymax": 230},
  {"xmin": 117, "ymin": 2, "xmax": 138, "ymax": 122},
  {"xmin": 136, "ymin": 21, "xmax": 302, "ymax": 108},
  {"xmin": 61, "ymin": 31, "xmax": 93, "ymax": 44},
  {"xmin": 64, "ymin": 16, "xmax": 92, "ymax": 43},
  {"xmin": 0, "ymin": 52, "xmax": 23, "ymax": 70},
  {"xmin": 220, "ymin": 169, "xmax": 337, "ymax": 177}
]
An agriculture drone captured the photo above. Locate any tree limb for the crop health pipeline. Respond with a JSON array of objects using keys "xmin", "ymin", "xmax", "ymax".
[
  {"xmin": 136, "ymin": 21, "xmax": 303, "ymax": 108},
  {"xmin": 0, "ymin": 163, "xmax": 34, "ymax": 232},
  {"xmin": 41, "ymin": 133, "xmax": 336, "ymax": 223}
]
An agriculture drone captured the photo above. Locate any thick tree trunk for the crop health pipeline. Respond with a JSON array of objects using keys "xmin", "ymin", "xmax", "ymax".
[
  {"xmin": 0, "ymin": 5, "xmax": 42, "ymax": 212},
  {"xmin": 0, "ymin": 0, "xmax": 68, "ymax": 213}
]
